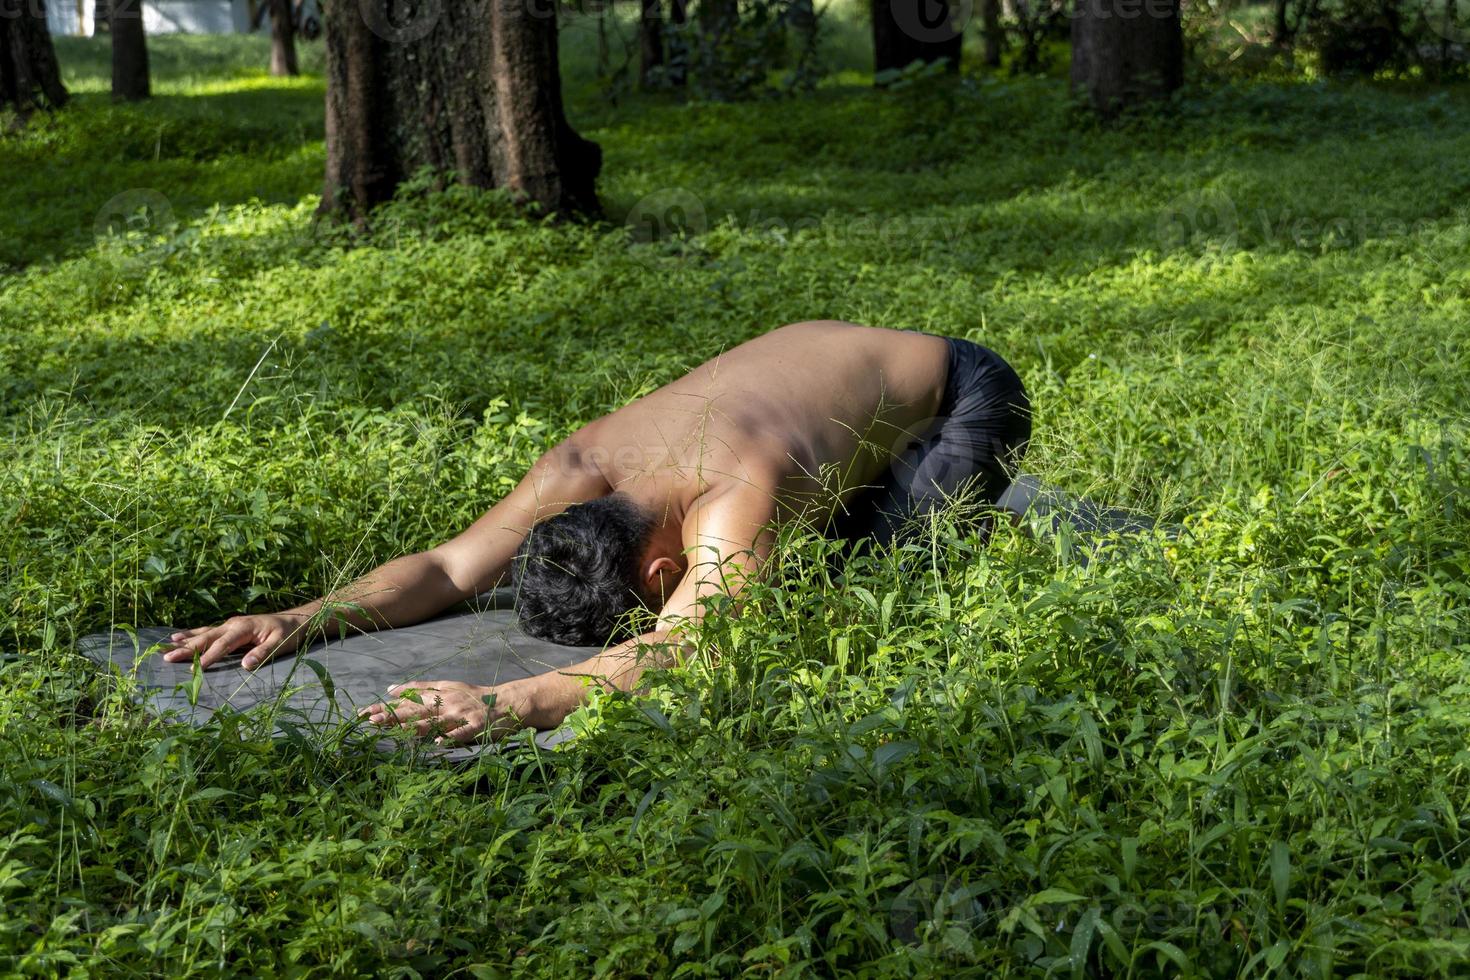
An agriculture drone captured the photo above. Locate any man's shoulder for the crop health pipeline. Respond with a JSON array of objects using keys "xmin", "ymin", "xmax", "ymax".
[{"xmin": 682, "ymin": 481, "xmax": 780, "ymax": 547}]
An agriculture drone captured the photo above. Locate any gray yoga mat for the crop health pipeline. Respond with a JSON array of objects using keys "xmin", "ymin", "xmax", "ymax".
[
  {"xmin": 77, "ymin": 588, "xmax": 599, "ymax": 760},
  {"xmin": 996, "ymin": 475, "xmax": 1157, "ymax": 537},
  {"xmin": 77, "ymin": 478, "xmax": 1158, "ymax": 756}
]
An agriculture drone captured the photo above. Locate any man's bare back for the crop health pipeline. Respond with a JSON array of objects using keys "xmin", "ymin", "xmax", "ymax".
[
  {"xmin": 160, "ymin": 321, "xmax": 1025, "ymax": 744},
  {"xmin": 564, "ymin": 320, "xmax": 950, "ymax": 541}
]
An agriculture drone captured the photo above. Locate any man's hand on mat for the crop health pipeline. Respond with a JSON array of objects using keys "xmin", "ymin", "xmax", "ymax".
[
  {"xmin": 359, "ymin": 679, "xmax": 536, "ymax": 744},
  {"xmin": 160, "ymin": 613, "xmax": 305, "ymax": 669}
]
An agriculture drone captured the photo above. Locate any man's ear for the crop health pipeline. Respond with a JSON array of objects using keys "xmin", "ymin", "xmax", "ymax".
[{"xmin": 642, "ymin": 556, "xmax": 682, "ymax": 604}]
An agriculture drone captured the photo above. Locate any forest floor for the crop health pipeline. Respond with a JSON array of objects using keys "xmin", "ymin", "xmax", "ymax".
[{"xmin": 2, "ymin": 20, "xmax": 1469, "ymax": 977}]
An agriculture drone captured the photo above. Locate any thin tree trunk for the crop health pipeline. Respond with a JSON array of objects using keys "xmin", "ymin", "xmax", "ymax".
[
  {"xmin": 596, "ymin": 2, "xmax": 609, "ymax": 80},
  {"xmin": 698, "ymin": 0, "xmax": 736, "ymax": 29},
  {"xmin": 667, "ymin": 0, "xmax": 688, "ymax": 84},
  {"xmin": 0, "ymin": 0, "xmax": 69, "ymax": 119},
  {"xmin": 269, "ymin": 0, "xmax": 299, "ymax": 76},
  {"xmin": 320, "ymin": 0, "xmax": 601, "ymax": 224},
  {"xmin": 871, "ymin": 0, "xmax": 964, "ymax": 78},
  {"xmin": 1439, "ymin": 0, "xmax": 1457, "ymax": 75},
  {"xmin": 790, "ymin": 0, "xmax": 816, "ymax": 35},
  {"xmin": 109, "ymin": 0, "xmax": 151, "ymax": 101},
  {"xmin": 698, "ymin": 0, "xmax": 737, "ymax": 51},
  {"xmin": 639, "ymin": 0, "xmax": 664, "ymax": 87},
  {"xmin": 1070, "ymin": 0, "xmax": 1182, "ymax": 116},
  {"xmin": 1271, "ymin": 0, "xmax": 1291, "ymax": 45},
  {"xmin": 981, "ymin": 0, "xmax": 1003, "ymax": 66}
]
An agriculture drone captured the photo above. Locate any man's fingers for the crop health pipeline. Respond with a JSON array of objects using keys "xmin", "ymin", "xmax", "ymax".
[
  {"xmin": 440, "ymin": 721, "xmax": 483, "ymax": 744},
  {"xmin": 387, "ymin": 682, "xmax": 445, "ymax": 697},
  {"xmin": 360, "ymin": 683, "xmax": 480, "ymax": 739},
  {"xmin": 161, "ymin": 620, "xmax": 297, "ymax": 667},
  {"xmin": 413, "ymin": 717, "xmax": 454, "ymax": 737},
  {"xmin": 240, "ymin": 640, "xmax": 278, "ymax": 671},
  {"xmin": 360, "ymin": 698, "xmax": 432, "ymax": 726},
  {"xmin": 386, "ymin": 681, "xmax": 472, "ymax": 697},
  {"xmin": 161, "ymin": 627, "xmax": 220, "ymax": 662},
  {"xmin": 357, "ymin": 698, "xmax": 472, "ymax": 741},
  {"xmin": 198, "ymin": 630, "xmax": 252, "ymax": 668}
]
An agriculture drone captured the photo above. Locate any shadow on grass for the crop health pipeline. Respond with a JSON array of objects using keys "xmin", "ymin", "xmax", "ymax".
[
  {"xmin": 52, "ymin": 33, "xmax": 327, "ymax": 88},
  {"xmin": 593, "ymin": 77, "xmax": 1470, "ymax": 244},
  {"xmin": 0, "ymin": 84, "xmax": 325, "ymax": 270}
]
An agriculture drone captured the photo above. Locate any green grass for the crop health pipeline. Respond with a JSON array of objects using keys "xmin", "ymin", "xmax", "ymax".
[{"xmin": 3, "ymin": 20, "xmax": 1470, "ymax": 977}]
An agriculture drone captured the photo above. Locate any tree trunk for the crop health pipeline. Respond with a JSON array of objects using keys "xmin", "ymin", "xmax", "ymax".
[
  {"xmin": 1070, "ymin": 0, "xmax": 1182, "ymax": 116},
  {"xmin": 790, "ymin": 0, "xmax": 816, "ymax": 34},
  {"xmin": 0, "ymin": 0, "xmax": 69, "ymax": 119},
  {"xmin": 595, "ymin": 3, "xmax": 609, "ymax": 80},
  {"xmin": 981, "ymin": 0, "xmax": 1003, "ymax": 66},
  {"xmin": 871, "ymin": 0, "xmax": 964, "ymax": 78},
  {"xmin": 697, "ymin": 0, "xmax": 737, "ymax": 57},
  {"xmin": 790, "ymin": 0, "xmax": 818, "ymax": 68},
  {"xmin": 269, "ymin": 0, "xmax": 299, "ymax": 76},
  {"xmin": 320, "ymin": 0, "xmax": 601, "ymax": 225},
  {"xmin": 109, "ymin": 0, "xmax": 151, "ymax": 101},
  {"xmin": 697, "ymin": 0, "xmax": 736, "ymax": 30},
  {"xmin": 639, "ymin": 0, "xmax": 664, "ymax": 87},
  {"xmin": 666, "ymin": 0, "xmax": 689, "ymax": 85},
  {"xmin": 1440, "ymin": 0, "xmax": 1458, "ymax": 77},
  {"xmin": 1271, "ymin": 0, "xmax": 1291, "ymax": 45}
]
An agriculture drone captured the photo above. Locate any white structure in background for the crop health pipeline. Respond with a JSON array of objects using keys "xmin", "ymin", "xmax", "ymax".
[{"xmin": 45, "ymin": 0, "xmax": 318, "ymax": 36}]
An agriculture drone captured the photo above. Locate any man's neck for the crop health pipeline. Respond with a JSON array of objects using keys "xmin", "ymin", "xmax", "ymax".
[{"xmin": 619, "ymin": 475, "xmax": 693, "ymax": 539}]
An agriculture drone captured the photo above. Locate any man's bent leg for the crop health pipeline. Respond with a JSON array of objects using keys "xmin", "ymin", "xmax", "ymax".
[{"xmin": 831, "ymin": 338, "xmax": 1031, "ymax": 553}]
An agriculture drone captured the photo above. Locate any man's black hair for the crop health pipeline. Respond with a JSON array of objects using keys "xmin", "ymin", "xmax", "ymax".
[{"xmin": 511, "ymin": 493, "xmax": 658, "ymax": 646}]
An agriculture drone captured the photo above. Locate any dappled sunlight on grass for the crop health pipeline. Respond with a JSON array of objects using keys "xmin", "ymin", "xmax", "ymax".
[
  {"xmin": 54, "ymin": 71, "xmax": 323, "ymax": 98},
  {"xmin": 1, "ymin": 22, "xmax": 1469, "ymax": 979},
  {"xmin": 155, "ymin": 73, "xmax": 324, "ymax": 97}
]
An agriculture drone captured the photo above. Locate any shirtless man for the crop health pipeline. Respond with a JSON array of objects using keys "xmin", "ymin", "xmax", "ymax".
[{"xmin": 159, "ymin": 322, "xmax": 1030, "ymax": 743}]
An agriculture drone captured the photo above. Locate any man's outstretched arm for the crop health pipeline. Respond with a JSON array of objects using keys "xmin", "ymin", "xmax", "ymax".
[
  {"xmin": 361, "ymin": 486, "xmax": 776, "ymax": 742},
  {"xmin": 160, "ymin": 440, "xmax": 611, "ymax": 668}
]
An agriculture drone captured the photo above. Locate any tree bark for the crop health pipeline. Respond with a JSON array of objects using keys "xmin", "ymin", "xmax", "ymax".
[
  {"xmin": 1271, "ymin": 0, "xmax": 1291, "ymax": 45},
  {"xmin": 1070, "ymin": 0, "xmax": 1182, "ymax": 116},
  {"xmin": 269, "ymin": 0, "xmax": 299, "ymax": 76},
  {"xmin": 871, "ymin": 0, "xmax": 964, "ymax": 77},
  {"xmin": 790, "ymin": 0, "xmax": 817, "ymax": 53},
  {"xmin": 320, "ymin": 0, "xmax": 601, "ymax": 225},
  {"xmin": 0, "ymin": 0, "xmax": 69, "ymax": 118},
  {"xmin": 697, "ymin": 0, "xmax": 737, "ymax": 57},
  {"xmin": 109, "ymin": 0, "xmax": 151, "ymax": 101},
  {"xmin": 981, "ymin": 0, "xmax": 1003, "ymax": 66},
  {"xmin": 639, "ymin": 0, "xmax": 664, "ymax": 87},
  {"xmin": 666, "ymin": 0, "xmax": 688, "ymax": 84}
]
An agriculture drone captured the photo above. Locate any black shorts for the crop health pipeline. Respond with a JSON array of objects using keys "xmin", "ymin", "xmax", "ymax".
[{"xmin": 830, "ymin": 336, "xmax": 1031, "ymax": 549}]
